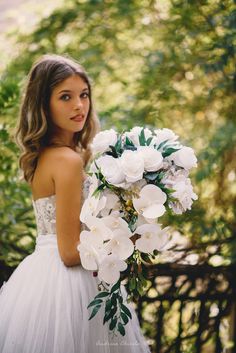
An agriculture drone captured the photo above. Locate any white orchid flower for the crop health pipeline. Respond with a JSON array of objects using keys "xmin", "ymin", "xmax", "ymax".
[
  {"xmin": 77, "ymin": 223, "xmax": 110, "ymax": 270},
  {"xmin": 135, "ymin": 223, "xmax": 170, "ymax": 253},
  {"xmin": 87, "ymin": 174, "xmax": 99, "ymax": 197},
  {"xmin": 102, "ymin": 215, "xmax": 132, "ymax": 237},
  {"xmin": 98, "ymin": 254, "xmax": 127, "ymax": 284},
  {"xmin": 100, "ymin": 190, "xmax": 120, "ymax": 217},
  {"xmin": 83, "ymin": 215, "xmax": 113, "ymax": 241},
  {"xmin": 80, "ymin": 194, "xmax": 107, "ymax": 223},
  {"xmin": 77, "ymin": 234, "xmax": 108, "ymax": 271},
  {"xmin": 136, "ymin": 213, "xmax": 156, "ymax": 226},
  {"xmin": 77, "ymin": 242, "xmax": 99, "ymax": 270},
  {"xmin": 132, "ymin": 184, "xmax": 167, "ymax": 221},
  {"xmin": 105, "ymin": 230, "xmax": 134, "ymax": 260},
  {"xmin": 103, "ymin": 190, "xmax": 120, "ymax": 209},
  {"xmin": 80, "ymin": 229, "xmax": 104, "ymax": 250}
]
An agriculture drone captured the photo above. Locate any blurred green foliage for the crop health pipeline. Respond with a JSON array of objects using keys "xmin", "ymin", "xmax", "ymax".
[{"xmin": 0, "ymin": 0, "xmax": 235, "ymax": 277}]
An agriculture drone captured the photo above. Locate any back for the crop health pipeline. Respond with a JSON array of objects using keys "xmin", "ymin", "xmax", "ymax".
[
  {"xmin": 31, "ymin": 147, "xmax": 86, "ymax": 200},
  {"xmin": 31, "ymin": 147, "xmax": 85, "ymax": 266}
]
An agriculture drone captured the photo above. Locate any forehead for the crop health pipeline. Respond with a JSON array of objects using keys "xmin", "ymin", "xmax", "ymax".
[{"xmin": 53, "ymin": 75, "xmax": 88, "ymax": 92}]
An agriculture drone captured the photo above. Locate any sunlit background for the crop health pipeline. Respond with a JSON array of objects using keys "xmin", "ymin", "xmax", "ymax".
[{"xmin": 0, "ymin": 0, "xmax": 235, "ymax": 352}]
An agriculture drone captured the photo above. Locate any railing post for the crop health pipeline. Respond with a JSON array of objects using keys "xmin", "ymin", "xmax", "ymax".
[{"xmin": 229, "ymin": 302, "xmax": 236, "ymax": 353}]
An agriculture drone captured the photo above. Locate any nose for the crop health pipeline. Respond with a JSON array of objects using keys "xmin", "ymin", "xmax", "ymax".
[{"xmin": 74, "ymin": 96, "xmax": 83, "ymax": 111}]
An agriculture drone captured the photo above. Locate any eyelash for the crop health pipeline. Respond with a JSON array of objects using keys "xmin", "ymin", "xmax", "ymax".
[{"xmin": 60, "ymin": 92, "xmax": 89, "ymax": 101}]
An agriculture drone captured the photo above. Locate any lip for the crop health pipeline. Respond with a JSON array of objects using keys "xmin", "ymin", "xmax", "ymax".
[{"xmin": 70, "ymin": 114, "xmax": 84, "ymax": 122}]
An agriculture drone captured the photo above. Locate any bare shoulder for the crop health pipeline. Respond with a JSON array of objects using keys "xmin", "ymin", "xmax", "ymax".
[
  {"xmin": 41, "ymin": 147, "xmax": 84, "ymax": 177},
  {"xmin": 42, "ymin": 146, "xmax": 83, "ymax": 163}
]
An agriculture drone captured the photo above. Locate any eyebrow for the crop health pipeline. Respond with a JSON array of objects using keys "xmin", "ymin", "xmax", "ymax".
[{"xmin": 58, "ymin": 88, "xmax": 89, "ymax": 94}]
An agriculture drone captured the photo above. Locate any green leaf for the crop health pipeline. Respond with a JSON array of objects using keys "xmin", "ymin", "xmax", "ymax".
[
  {"xmin": 146, "ymin": 136, "xmax": 153, "ymax": 146},
  {"xmin": 140, "ymin": 253, "xmax": 153, "ymax": 264},
  {"xmin": 111, "ymin": 280, "xmax": 120, "ymax": 293},
  {"xmin": 125, "ymin": 136, "xmax": 135, "ymax": 146},
  {"xmin": 156, "ymin": 139, "xmax": 169, "ymax": 150},
  {"xmin": 139, "ymin": 128, "xmax": 146, "ymax": 146},
  {"xmin": 114, "ymin": 137, "xmax": 122, "ymax": 152},
  {"xmin": 111, "ymin": 294, "xmax": 117, "ymax": 306},
  {"xmin": 118, "ymin": 294, "xmax": 123, "ymax": 304},
  {"xmin": 118, "ymin": 322, "xmax": 126, "ymax": 336},
  {"xmin": 109, "ymin": 317, "xmax": 117, "ymax": 330},
  {"xmin": 87, "ymin": 298, "xmax": 103, "ymax": 309},
  {"xmin": 162, "ymin": 147, "xmax": 180, "ymax": 157},
  {"xmin": 138, "ymin": 272, "xmax": 148, "ymax": 286},
  {"xmin": 88, "ymin": 304, "xmax": 102, "ymax": 320},
  {"xmin": 95, "ymin": 291, "xmax": 110, "ymax": 299},
  {"xmin": 144, "ymin": 172, "xmax": 158, "ymax": 181},
  {"xmin": 129, "ymin": 277, "xmax": 136, "ymax": 290},
  {"xmin": 109, "ymin": 145, "xmax": 119, "ymax": 157},
  {"xmin": 120, "ymin": 304, "xmax": 132, "ymax": 319},
  {"xmin": 103, "ymin": 305, "xmax": 117, "ymax": 324},
  {"xmin": 137, "ymin": 281, "xmax": 144, "ymax": 295},
  {"xmin": 121, "ymin": 312, "xmax": 129, "ymax": 325}
]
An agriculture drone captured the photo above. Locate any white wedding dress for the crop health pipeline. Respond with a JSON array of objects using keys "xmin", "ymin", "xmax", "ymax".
[{"xmin": 0, "ymin": 177, "xmax": 151, "ymax": 353}]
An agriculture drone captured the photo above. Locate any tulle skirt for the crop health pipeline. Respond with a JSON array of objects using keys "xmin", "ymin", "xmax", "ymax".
[{"xmin": 0, "ymin": 234, "xmax": 151, "ymax": 353}]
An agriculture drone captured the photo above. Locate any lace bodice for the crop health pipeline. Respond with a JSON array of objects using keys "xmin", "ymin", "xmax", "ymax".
[{"xmin": 32, "ymin": 177, "xmax": 91, "ymax": 236}]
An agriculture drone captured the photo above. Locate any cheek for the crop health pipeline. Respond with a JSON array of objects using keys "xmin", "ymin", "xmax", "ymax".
[
  {"xmin": 49, "ymin": 100, "xmax": 64, "ymax": 120},
  {"xmin": 85, "ymin": 99, "xmax": 91, "ymax": 112}
]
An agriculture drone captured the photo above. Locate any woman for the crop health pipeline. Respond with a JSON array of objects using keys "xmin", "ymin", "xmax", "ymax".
[{"xmin": 0, "ymin": 54, "xmax": 151, "ymax": 353}]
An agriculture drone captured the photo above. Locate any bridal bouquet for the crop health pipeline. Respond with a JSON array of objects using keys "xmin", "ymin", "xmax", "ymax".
[{"xmin": 77, "ymin": 126, "xmax": 198, "ymax": 336}]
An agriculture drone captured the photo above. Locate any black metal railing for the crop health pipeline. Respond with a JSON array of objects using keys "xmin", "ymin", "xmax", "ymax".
[
  {"xmin": 136, "ymin": 263, "xmax": 236, "ymax": 353},
  {"xmin": 1, "ymin": 260, "xmax": 236, "ymax": 353}
]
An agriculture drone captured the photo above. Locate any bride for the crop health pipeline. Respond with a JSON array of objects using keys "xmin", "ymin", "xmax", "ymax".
[{"xmin": 0, "ymin": 54, "xmax": 151, "ymax": 353}]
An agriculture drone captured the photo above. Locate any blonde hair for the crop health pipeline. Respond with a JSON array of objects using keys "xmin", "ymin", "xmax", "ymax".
[{"xmin": 14, "ymin": 54, "xmax": 100, "ymax": 183}]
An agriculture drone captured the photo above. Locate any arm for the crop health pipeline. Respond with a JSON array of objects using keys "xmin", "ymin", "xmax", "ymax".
[{"xmin": 52, "ymin": 149, "xmax": 83, "ymax": 267}]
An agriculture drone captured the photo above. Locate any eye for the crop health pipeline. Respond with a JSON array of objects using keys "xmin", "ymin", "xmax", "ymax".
[
  {"xmin": 81, "ymin": 92, "xmax": 89, "ymax": 99},
  {"xmin": 60, "ymin": 94, "xmax": 70, "ymax": 101}
]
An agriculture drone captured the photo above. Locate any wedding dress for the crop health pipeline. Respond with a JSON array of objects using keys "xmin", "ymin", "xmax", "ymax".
[{"xmin": 0, "ymin": 177, "xmax": 151, "ymax": 353}]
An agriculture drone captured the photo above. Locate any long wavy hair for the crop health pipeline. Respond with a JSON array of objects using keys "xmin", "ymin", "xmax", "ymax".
[{"xmin": 14, "ymin": 53, "xmax": 100, "ymax": 184}]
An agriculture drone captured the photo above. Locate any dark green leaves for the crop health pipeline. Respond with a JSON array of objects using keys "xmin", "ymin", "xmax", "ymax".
[
  {"xmin": 120, "ymin": 303, "xmax": 132, "ymax": 319},
  {"xmin": 87, "ymin": 298, "xmax": 103, "ymax": 308},
  {"xmin": 162, "ymin": 147, "xmax": 180, "ymax": 158},
  {"xmin": 111, "ymin": 280, "xmax": 121, "ymax": 293},
  {"xmin": 94, "ymin": 291, "xmax": 110, "ymax": 299},
  {"xmin": 87, "ymin": 279, "xmax": 133, "ymax": 336},
  {"xmin": 109, "ymin": 317, "xmax": 117, "ymax": 330},
  {"xmin": 118, "ymin": 322, "xmax": 125, "ymax": 336},
  {"xmin": 88, "ymin": 304, "xmax": 102, "ymax": 320},
  {"xmin": 139, "ymin": 128, "xmax": 146, "ymax": 146}
]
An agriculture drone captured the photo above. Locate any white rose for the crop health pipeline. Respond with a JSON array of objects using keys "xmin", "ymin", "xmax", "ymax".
[
  {"xmin": 168, "ymin": 146, "xmax": 197, "ymax": 170},
  {"xmin": 119, "ymin": 150, "xmax": 145, "ymax": 182},
  {"xmin": 96, "ymin": 155, "xmax": 125, "ymax": 185},
  {"xmin": 137, "ymin": 146, "xmax": 163, "ymax": 172},
  {"xmin": 152, "ymin": 128, "xmax": 179, "ymax": 147},
  {"xmin": 91, "ymin": 129, "xmax": 117, "ymax": 155},
  {"xmin": 124, "ymin": 126, "xmax": 153, "ymax": 146}
]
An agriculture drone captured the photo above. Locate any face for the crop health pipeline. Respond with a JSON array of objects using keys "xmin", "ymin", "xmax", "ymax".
[{"xmin": 49, "ymin": 74, "xmax": 90, "ymax": 138}]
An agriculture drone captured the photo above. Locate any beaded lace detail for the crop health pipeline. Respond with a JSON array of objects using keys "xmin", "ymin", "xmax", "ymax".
[{"xmin": 32, "ymin": 177, "xmax": 91, "ymax": 236}]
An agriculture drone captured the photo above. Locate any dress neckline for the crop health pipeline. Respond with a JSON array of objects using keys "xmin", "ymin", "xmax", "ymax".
[
  {"xmin": 32, "ymin": 175, "xmax": 90, "ymax": 204},
  {"xmin": 32, "ymin": 194, "xmax": 56, "ymax": 204}
]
